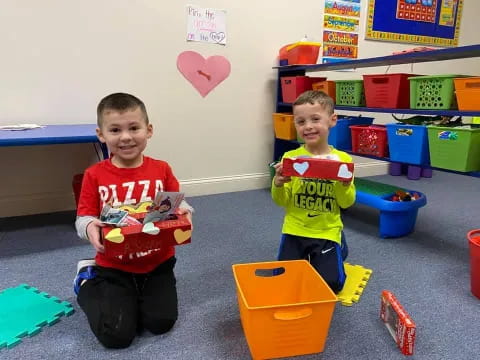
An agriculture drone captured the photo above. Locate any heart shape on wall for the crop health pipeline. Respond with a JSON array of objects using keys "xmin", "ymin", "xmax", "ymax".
[{"xmin": 177, "ymin": 51, "xmax": 231, "ymax": 97}]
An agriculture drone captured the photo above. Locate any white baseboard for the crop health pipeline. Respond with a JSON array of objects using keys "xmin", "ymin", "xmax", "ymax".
[
  {"xmin": 180, "ymin": 160, "xmax": 389, "ymax": 197},
  {"xmin": 180, "ymin": 173, "xmax": 272, "ymax": 197},
  {"xmin": 0, "ymin": 161, "xmax": 389, "ymax": 216},
  {"xmin": 353, "ymin": 161, "xmax": 390, "ymax": 177}
]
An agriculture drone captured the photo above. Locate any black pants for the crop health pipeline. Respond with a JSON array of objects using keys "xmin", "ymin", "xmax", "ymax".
[
  {"xmin": 278, "ymin": 233, "xmax": 348, "ymax": 294},
  {"xmin": 77, "ymin": 257, "xmax": 178, "ymax": 349}
]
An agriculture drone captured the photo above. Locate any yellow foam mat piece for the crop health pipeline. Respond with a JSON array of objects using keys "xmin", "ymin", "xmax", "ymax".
[{"xmin": 337, "ymin": 263, "xmax": 373, "ymax": 306}]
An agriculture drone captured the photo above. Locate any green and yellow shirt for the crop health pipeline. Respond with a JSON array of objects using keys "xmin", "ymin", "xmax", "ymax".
[{"xmin": 271, "ymin": 146, "xmax": 356, "ymax": 245}]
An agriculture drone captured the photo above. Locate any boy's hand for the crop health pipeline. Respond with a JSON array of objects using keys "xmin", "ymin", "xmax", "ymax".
[
  {"xmin": 176, "ymin": 208, "xmax": 193, "ymax": 230},
  {"xmin": 273, "ymin": 162, "xmax": 291, "ymax": 187},
  {"xmin": 86, "ymin": 219, "xmax": 106, "ymax": 253}
]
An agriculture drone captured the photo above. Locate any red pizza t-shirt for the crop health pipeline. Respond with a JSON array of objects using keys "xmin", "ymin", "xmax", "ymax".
[{"xmin": 77, "ymin": 156, "xmax": 179, "ymax": 273}]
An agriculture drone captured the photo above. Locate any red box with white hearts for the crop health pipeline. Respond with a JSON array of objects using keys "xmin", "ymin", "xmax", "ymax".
[
  {"xmin": 282, "ymin": 157, "xmax": 354, "ymax": 181},
  {"xmin": 101, "ymin": 214, "xmax": 192, "ymax": 257},
  {"xmin": 380, "ymin": 290, "xmax": 416, "ymax": 356}
]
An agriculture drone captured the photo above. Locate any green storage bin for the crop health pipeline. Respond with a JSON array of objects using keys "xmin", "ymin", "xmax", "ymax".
[
  {"xmin": 335, "ymin": 80, "xmax": 365, "ymax": 106},
  {"xmin": 409, "ymin": 75, "xmax": 467, "ymax": 110},
  {"xmin": 427, "ymin": 125, "xmax": 480, "ymax": 172}
]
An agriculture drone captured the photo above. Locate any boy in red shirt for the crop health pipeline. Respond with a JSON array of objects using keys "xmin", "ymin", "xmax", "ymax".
[{"xmin": 74, "ymin": 93, "xmax": 194, "ymax": 348}]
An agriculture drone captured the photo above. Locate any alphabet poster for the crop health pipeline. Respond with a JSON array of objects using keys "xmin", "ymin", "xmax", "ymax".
[
  {"xmin": 365, "ymin": 0, "xmax": 463, "ymax": 47},
  {"xmin": 186, "ymin": 4, "xmax": 227, "ymax": 45}
]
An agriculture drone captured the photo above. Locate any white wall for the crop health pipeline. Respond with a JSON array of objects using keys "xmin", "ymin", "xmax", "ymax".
[{"xmin": 0, "ymin": 0, "xmax": 478, "ymax": 216}]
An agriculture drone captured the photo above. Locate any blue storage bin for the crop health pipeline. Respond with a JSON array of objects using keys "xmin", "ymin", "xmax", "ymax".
[
  {"xmin": 386, "ymin": 123, "xmax": 430, "ymax": 165},
  {"xmin": 329, "ymin": 116, "xmax": 375, "ymax": 150}
]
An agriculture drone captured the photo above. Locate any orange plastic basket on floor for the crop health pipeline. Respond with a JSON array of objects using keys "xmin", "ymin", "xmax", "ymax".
[{"xmin": 232, "ymin": 260, "xmax": 338, "ymax": 359}]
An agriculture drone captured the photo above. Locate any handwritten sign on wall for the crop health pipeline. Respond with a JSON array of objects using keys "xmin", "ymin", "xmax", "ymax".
[{"xmin": 186, "ymin": 5, "xmax": 227, "ymax": 45}]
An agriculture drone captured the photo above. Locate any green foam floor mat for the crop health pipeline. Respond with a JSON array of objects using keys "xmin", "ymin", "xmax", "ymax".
[{"xmin": 0, "ymin": 284, "xmax": 74, "ymax": 349}]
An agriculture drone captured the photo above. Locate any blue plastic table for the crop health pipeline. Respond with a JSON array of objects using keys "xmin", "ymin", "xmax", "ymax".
[{"xmin": 0, "ymin": 124, "xmax": 108, "ymax": 158}]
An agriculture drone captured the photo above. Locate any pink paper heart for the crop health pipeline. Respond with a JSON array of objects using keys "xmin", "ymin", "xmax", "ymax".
[{"xmin": 177, "ymin": 51, "xmax": 231, "ymax": 97}]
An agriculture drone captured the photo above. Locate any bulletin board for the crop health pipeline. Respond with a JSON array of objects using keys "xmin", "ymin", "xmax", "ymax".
[{"xmin": 365, "ymin": 0, "xmax": 463, "ymax": 47}]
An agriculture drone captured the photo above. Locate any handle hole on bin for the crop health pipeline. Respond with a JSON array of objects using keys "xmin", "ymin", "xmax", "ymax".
[
  {"xmin": 255, "ymin": 267, "xmax": 285, "ymax": 277},
  {"xmin": 372, "ymin": 78, "xmax": 388, "ymax": 84},
  {"xmin": 466, "ymin": 82, "xmax": 480, "ymax": 89}
]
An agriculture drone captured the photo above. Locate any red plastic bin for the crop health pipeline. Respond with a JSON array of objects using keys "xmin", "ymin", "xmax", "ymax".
[
  {"xmin": 286, "ymin": 42, "xmax": 321, "ymax": 65},
  {"xmin": 278, "ymin": 43, "xmax": 292, "ymax": 65},
  {"xmin": 281, "ymin": 76, "xmax": 326, "ymax": 103},
  {"xmin": 467, "ymin": 229, "xmax": 480, "ymax": 299},
  {"xmin": 350, "ymin": 124, "xmax": 389, "ymax": 157},
  {"xmin": 363, "ymin": 73, "xmax": 415, "ymax": 108}
]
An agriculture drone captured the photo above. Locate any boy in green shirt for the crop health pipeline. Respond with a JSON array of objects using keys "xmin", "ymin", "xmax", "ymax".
[{"xmin": 271, "ymin": 90, "xmax": 356, "ymax": 293}]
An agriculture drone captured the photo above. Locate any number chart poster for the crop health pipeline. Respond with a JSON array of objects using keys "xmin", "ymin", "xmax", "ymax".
[{"xmin": 365, "ymin": 0, "xmax": 463, "ymax": 47}]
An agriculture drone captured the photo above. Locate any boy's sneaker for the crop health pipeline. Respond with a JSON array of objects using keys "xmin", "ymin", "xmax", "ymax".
[{"xmin": 73, "ymin": 259, "xmax": 97, "ymax": 295}]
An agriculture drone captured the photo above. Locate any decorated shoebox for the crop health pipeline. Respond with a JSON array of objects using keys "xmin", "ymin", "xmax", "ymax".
[
  {"xmin": 102, "ymin": 213, "xmax": 192, "ymax": 257},
  {"xmin": 380, "ymin": 290, "xmax": 416, "ymax": 356},
  {"xmin": 282, "ymin": 157, "xmax": 354, "ymax": 181}
]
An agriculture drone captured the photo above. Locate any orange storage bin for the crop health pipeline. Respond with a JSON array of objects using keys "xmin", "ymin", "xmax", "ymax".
[
  {"xmin": 286, "ymin": 42, "xmax": 321, "ymax": 65},
  {"xmin": 273, "ymin": 113, "xmax": 296, "ymax": 140},
  {"xmin": 454, "ymin": 77, "xmax": 480, "ymax": 111},
  {"xmin": 281, "ymin": 76, "xmax": 326, "ymax": 103},
  {"xmin": 232, "ymin": 260, "xmax": 338, "ymax": 359},
  {"xmin": 312, "ymin": 80, "xmax": 336, "ymax": 103}
]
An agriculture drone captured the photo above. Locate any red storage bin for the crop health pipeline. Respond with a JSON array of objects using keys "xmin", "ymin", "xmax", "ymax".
[
  {"xmin": 278, "ymin": 43, "xmax": 292, "ymax": 65},
  {"xmin": 468, "ymin": 229, "xmax": 480, "ymax": 299},
  {"xmin": 363, "ymin": 73, "xmax": 414, "ymax": 108},
  {"xmin": 286, "ymin": 42, "xmax": 321, "ymax": 65},
  {"xmin": 350, "ymin": 124, "xmax": 389, "ymax": 157},
  {"xmin": 281, "ymin": 76, "xmax": 326, "ymax": 103}
]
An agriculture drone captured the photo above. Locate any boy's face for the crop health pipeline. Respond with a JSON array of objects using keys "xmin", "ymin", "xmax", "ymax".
[
  {"xmin": 96, "ymin": 107, "xmax": 153, "ymax": 168},
  {"xmin": 293, "ymin": 102, "xmax": 337, "ymax": 147}
]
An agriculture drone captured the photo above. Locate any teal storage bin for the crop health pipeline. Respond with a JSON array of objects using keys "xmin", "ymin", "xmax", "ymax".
[{"xmin": 386, "ymin": 123, "xmax": 430, "ymax": 165}]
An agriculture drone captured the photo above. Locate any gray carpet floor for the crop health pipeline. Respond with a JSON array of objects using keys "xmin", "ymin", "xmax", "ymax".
[{"xmin": 1, "ymin": 171, "xmax": 480, "ymax": 359}]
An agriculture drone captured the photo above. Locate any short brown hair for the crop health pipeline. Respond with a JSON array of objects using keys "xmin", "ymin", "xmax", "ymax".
[
  {"xmin": 293, "ymin": 90, "xmax": 335, "ymax": 115},
  {"xmin": 97, "ymin": 93, "xmax": 149, "ymax": 127}
]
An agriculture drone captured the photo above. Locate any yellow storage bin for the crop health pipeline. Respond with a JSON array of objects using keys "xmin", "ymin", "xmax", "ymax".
[{"xmin": 273, "ymin": 113, "xmax": 296, "ymax": 140}]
